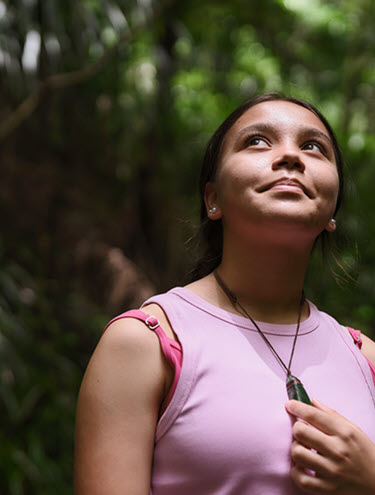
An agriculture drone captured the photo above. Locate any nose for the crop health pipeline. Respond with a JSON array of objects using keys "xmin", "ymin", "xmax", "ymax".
[{"xmin": 271, "ymin": 143, "xmax": 305, "ymax": 172}]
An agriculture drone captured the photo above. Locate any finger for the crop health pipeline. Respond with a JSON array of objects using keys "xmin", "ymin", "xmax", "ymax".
[
  {"xmin": 291, "ymin": 465, "xmax": 339, "ymax": 494},
  {"xmin": 293, "ymin": 420, "xmax": 334, "ymax": 457},
  {"xmin": 285, "ymin": 399, "xmax": 341, "ymax": 436},
  {"xmin": 311, "ymin": 398, "xmax": 334, "ymax": 413},
  {"xmin": 291, "ymin": 440, "xmax": 337, "ymax": 477}
]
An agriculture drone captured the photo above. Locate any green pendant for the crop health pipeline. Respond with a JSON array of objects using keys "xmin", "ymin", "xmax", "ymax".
[{"xmin": 286, "ymin": 375, "xmax": 312, "ymax": 405}]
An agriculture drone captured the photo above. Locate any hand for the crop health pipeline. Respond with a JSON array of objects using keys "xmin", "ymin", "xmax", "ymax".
[{"xmin": 285, "ymin": 398, "xmax": 375, "ymax": 494}]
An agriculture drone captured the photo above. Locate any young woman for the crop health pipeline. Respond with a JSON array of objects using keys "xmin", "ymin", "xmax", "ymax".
[{"xmin": 74, "ymin": 94, "xmax": 375, "ymax": 494}]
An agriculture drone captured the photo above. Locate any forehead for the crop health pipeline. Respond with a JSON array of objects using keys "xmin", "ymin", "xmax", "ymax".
[{"xmin": 225, "ymin": 100, "xmax": 330, "ymax": 145}]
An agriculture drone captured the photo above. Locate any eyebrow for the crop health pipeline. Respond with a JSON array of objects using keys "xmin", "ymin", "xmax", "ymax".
[{"xmin": 234, "ymin": 122, "xmax": 334, "ymax": 148}]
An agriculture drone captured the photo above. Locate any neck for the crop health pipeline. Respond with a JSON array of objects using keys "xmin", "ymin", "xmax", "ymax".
[{"xmin": 216, "ymin": 236, "xmax": 313, "ymax": 323}]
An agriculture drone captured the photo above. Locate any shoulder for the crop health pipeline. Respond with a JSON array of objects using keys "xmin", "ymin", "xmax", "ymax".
[
  {"xmin": 99, "ymin": 315, "xmax": 166, "ymax": 365},
  {"xmin": 80, "ymin": 315, "xmax": 170, "ymax": 412},
  {"xmin": 361, "ymin": 333, "xmax": 375, "ymax": 367}
]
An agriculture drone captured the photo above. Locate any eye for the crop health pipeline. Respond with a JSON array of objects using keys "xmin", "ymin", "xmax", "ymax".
[
  {"xmin": 245, "ymin": 135, "xmax": 268, "ymax": 147},
  {"xmin": 303, "ymin": 141, "xmax": 324, "ymax": 153}
]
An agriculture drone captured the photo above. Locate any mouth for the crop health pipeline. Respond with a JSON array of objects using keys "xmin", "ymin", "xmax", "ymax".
[{"xmin": 260, "ymin": 178, "xmax": 311, "ymax": 198}]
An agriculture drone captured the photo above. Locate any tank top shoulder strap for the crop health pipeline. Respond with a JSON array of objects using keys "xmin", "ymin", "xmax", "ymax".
[
  {"xmin": 346, "ymin": 326, "xmax": 362, "ymax": 348},
  {"xmin": 346, "ymin": 326, "xmax": 375, "ymax": 386}
]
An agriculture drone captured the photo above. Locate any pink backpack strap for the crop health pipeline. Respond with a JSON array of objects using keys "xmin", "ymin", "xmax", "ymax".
[
  {"xmin": 346, "ymin": 326, "xmax": 375, "ymax": 387},
  {"xmin": 103, "ymin": 309, "xmax": 182, "ymax": 405}
]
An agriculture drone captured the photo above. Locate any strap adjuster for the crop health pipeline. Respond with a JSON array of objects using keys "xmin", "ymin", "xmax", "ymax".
[{"xmin": 145, "ymin": 316, "xmax": 160, "ymax": 330}]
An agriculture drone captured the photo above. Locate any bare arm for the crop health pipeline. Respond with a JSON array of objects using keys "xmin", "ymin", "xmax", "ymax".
[{"xmin": 74, "ymin": 317, "xmax": 171, "ymax": 495}]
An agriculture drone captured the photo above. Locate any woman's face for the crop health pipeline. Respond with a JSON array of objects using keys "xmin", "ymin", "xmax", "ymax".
[{"xmin": 205, "ymin": 100, "xmax": 340, "ymax": 242}]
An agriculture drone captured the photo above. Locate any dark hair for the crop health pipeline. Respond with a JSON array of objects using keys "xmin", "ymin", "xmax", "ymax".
[{"xmin": 189, "ymin": 92, "xmax": 345, "ymax": 281}]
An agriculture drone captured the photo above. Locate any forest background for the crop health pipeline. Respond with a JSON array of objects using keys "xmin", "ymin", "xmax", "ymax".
[{"xmin": 1, "ymin": 0, "xmax": 375, "ymax": 493}]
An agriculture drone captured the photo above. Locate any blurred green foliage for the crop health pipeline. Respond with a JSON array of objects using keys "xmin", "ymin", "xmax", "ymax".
[{"xmin": 1, "ymin": 0, "xmax": 375, "ymax": 493}]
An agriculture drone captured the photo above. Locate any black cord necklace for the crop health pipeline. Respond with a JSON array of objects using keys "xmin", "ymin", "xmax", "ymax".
[{"xmin": 213, "ymin": 270, "xmax": 311, "ymax": 404}]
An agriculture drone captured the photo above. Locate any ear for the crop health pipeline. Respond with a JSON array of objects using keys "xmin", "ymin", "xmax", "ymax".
[
  {"xmin": 204, "ymin": 182, "xmax": 222, "ymax": 220},
  {"xmin": 325, "ymin": 218, "xmax": 336, "ymax": 232}
]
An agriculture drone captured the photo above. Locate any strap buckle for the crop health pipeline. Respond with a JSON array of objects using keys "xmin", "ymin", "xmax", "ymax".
[{"xmin": 145, "ymin": 316, "xmax": 160, "ymax": 330}]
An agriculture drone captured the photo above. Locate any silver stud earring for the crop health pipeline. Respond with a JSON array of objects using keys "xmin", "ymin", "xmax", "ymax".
[
  {"xmin": 330, "ymin": 219, "xmax": 336, "ymax": 227},
  {"xmin": 209, "ymin": 206, "xmax": 217, "ymax": 215}
]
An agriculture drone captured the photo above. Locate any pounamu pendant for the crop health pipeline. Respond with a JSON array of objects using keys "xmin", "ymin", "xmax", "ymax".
[{"xmin": 286, "ymin": 375, "xmax": 312, "ymax": 405}]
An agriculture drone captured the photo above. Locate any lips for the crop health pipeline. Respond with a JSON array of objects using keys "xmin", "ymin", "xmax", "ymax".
[{"xmin": 261, "ymin": 177, "xmax": 311, "ymax": 198}]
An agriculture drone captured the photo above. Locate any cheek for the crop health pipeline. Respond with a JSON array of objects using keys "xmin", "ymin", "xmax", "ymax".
[
  {"xmin": 216, "ymin": 173, "xmax": 256, "ymax": 211},
  {"xmin": 216, "ymin": 158, "xmax": 262, "ymax": 195},
  {"xmin": 315, "ymin": 169, "xmax": 340, "ymax": 209},
  {"xmin": 328, "ymin": 169, "xmax": 340, "ymax": 199}
]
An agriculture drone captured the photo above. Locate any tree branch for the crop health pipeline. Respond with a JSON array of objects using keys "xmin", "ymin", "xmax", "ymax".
[{"xmin": 0, "ymin": 1, "xmax": 172, "ymax": 142}]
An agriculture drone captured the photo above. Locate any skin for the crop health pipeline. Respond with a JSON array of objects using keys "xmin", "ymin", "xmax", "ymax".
[
  {"xmin": 197, "ymin": 100, "xmax": 339, "ymax": 322},
  {"xmin": 74, "ymin": 101, "xmax": 375, "ymax": 494}
]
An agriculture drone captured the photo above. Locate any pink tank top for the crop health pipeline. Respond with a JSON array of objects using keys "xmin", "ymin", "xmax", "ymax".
[
  {"xmin": 106, "ymin": 288, "xmax": 375, "ymax": 494},
  {"xmin": 104, "ymin": 316, "xmax": 375, "ymax": 399}
]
